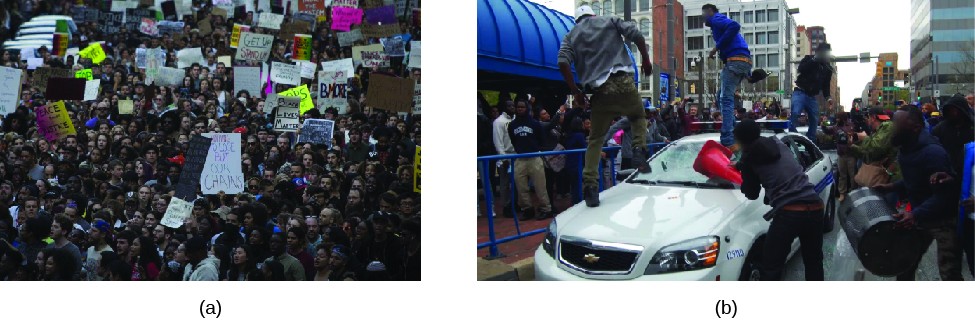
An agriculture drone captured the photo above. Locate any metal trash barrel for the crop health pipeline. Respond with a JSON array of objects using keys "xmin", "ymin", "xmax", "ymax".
[{"xmin": 838, "ymin": 187, "xmax": 924, "ymax": 277}]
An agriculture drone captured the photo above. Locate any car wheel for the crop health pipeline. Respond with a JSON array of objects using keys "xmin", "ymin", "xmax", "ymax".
[
  {"xmin": 738, "ymin": 240, "xmax": 763, "ymax": 281},
  {"xmin": 823, "ymin": 181, "xmax": 837, "ymax": 233}
]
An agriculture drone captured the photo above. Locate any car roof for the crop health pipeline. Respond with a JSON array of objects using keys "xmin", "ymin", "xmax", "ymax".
[{"xmin": 674, "ymin": 131, "xmax": 806, "ymax": 144}]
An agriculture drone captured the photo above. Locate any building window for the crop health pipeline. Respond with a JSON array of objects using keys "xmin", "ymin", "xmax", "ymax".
[
  {"xmin": 768, "ymin": 31, "xmax": 779, "ymax": 44},
  {"xmin": 603, "ymin": 0, "xmax": 611, "ymax": 15},
  {"xmin": 687, "ymin": 15, "xmax": 703, "ymax": 29},
  {"xmin": 756, "ymin": 54, "xmax": 767, "ymax": 68},
  {"xmin": 744, "ymin": 33, "xmax": 754, "ymax": 44},
  {"xmin": 688, "ymin": 36, "xmax": 704, "ymax": 50},
  {"xmin": 641, "ymin": 75, "xmax": 652, "ymax": 91},
  {"xmin": 756, "ymin": 32, "xmax": 767, "ymax": 45},
  {"xmin": 591, "ymin": 2, "xmax": 601, "ymax": 15},
  {"xmin": 640, "ymin": 0, "xmax": 650, "ymax": 12},
  {"xmin": 755, "ymin": 10, "xmax": 766, "ymax": 22},
  {"xmin": 615, "ymin": 0, "xmax": 624, "ymax": 14},
  {"xmin": 767, "ymin": 53, "xmax": 779, "ymax": 68},
  {"xmin": 766, "ymin": 74, "xmax": 779, "ymax": 92},
  {"xmin": 640, "ymin": 19, "xmax": 650, "ymax": 38},
  {"xmin": 744, "ymin": 11, "xmax": 753, "ymax": 23},
  {"xmin": 767, "ymin": 9, "xmax": 778, "ymax": 22},
  {"xmin": 729, "ymin": 12, "xmax": 741, "ymax": 22}
]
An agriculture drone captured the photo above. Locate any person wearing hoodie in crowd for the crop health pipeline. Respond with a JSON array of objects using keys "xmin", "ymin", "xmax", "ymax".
[
  {"xmin": 733, "ymin": 119, "xmax": 824, "ymax": 281},
  {"xmin": 932, "ymin": 96, "xmax": 974, "ymax": 177},
  {"xmin": 874, "ymin": 106, "xmax": 963, "ymax": 281},
  {"xmin": 182, "ymin": 236, "xmax": 219, "ymax": 281}
]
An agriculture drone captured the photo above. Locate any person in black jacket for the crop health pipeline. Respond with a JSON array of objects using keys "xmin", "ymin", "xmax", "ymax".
[
  {"xmin": 789, "ymin": 43, "xmax": 834, "ymax": 143},
  {"xmin": 932, "ymin": 96, "xmax": 974, "ymax": 176},
  {"xmin": 508, "ymin": 99, "xmax": 552, "ymax": 220}
]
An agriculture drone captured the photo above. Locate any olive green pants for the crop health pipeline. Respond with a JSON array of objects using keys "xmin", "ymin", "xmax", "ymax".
[{"xmin": 584, "ymin": 72, "xmax": 646, "ymax": 186}]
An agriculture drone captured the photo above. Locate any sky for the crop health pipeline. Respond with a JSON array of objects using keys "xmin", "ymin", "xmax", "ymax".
[{"xmin": 534, "ymin": 0, "xmax": 913, "ymax": 108}]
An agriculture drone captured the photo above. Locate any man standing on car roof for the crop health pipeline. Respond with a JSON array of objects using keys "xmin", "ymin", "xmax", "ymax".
[
  {"xmin": 789, "ymin": 43, "xmax": 835, "ymax": 143},
  {"xmin": 733, "ymin": 119, "xmax": 825, "ymax": 280},
  {"xmin": 558, "ymin": 5, "xmax": 653, "ymax": 208}
]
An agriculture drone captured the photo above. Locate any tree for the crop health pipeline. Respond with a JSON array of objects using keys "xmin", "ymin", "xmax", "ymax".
[{"xmin": 948, "ymin": 42, "xmax": 975, "ymax": 95}]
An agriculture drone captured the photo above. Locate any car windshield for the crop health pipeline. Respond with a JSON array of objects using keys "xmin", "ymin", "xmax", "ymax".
[{"xmin": 627, "ymin": 140, "xmax": 736, "ymax": 189}]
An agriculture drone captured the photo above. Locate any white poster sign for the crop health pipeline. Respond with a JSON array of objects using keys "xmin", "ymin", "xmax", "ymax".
[
  {"xmin": 176, "ymin": 47, "xmax": 205, "ymax": 69},
  {"xmin": 234, "ymin": 67, "xmax": 262, "ymax": 96},
  {"xmin": 320, "ymin": 58, "xmax": 355, "ymax": 78},
  {"xmin": 270, "ymin": 62, "xmax": 300, "ymax": 85},
  {"xmin": 84, "ymin": 80, "xmax": 101, "ymax": 101},
  {"xmin": 317, "ymin": 70, "xmax": 349, "ymax": 114},
  {"xmin": 0, "ymin": 67, "xmax": 23, "ymax": 115},
  {"xmin": 200, "ymin": 133, "xmax": 245, "ymax": 194},
  {"xmin": 235, "ymin": 32, "xmax": 274, "ymax": 62},
  {"xmin": 160, "ymin": 197, "xmax": 194, "ymax": 228}
]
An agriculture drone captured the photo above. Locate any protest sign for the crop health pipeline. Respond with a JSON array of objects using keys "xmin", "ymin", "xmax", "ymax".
[
  {"xmin": 173, "ymin": 135, "xmax": 212, "ymax": 200},
  {"xmin": 135, "ymin": 48, "xmax": 147, "ymax": 69},
  {"xmin": 236, "ymin": 32, "xmax": 274, "ymax": 62},
  {"xmin": 408, "ymin": 41, "xmax": 421, "ymax": 69},
  {"xmin": 321, "ymin": 58, "xmax": 355, "ymax": 77},
  {"xmin": 85, "ymin": 8, "xmax": 100, "ymax": 23},
  {"xmin": 317, "ymin": 70, "xmax": 349, "ymax": 114},
  {"xmin": 366, "ymin": 74, "xmax": 415, "ymax": 113},
  {"xmin": 155, "ymin": 67, "xmax": 185, "ymax": 87},
  {"xmin": 160, "ymin": 197, "xmax": 194, "ymax": 228},
  {"xmin": 98, "ymin": 11, "xmax": 124, "ymax": 34},
  {"xmin": 35, "ymin": 101, "xmax": 76, "ymax": 141},
  {"xmin": 84, "ymin": 80, "xmax": 100, "ymax": 101},
  {"xmin": 158, "ymin": 21, "xmax": 185, "ymax": 36},
  {"xmin": 53, "ymin": 32, "xmax": 69, "ymax": 57},
  {"xmin": 331, "ymin": 6, "xmax": 363, "ymax": 32},
  {"xmin": 278, "ymin": 21, "xmax": 310, "ymax": 40},
  {"xmin": 229, "ymin": 24, "xmax": 249, "ymax": 48},
  {"xmin": 353, "ymin": 44, "xmax": 389, "ymax": 67},
  {"xmin": 299, "ymin": 0, "xmax": 325, "ymax": 11},
  {"xmin": 143, "ymin": 48, "xmax": 165, "ymax": 83},
  {"xmin": 32, "ymin": 68, "xmax": 72, "ymax": 93},
  {"xmin": 264, "ymin": 92, "xmax": 278, "ymax": 115},
  {"xmin": 125, "ymin": 7, "xmax": 153, "ymax": 31},
  {"xmin": 233, "ymin": 67, "xmax": 262, "ymax": 96},
  {"xmin": 200, "ymin": 133, "xmax": 245, "ymax": 194},
  {"xmin": 332, "ymin": 0, "xmax": 359, "ymax": 7},
  {"xmin": 270, "ymin": 62, "xmax": 301, "ymax": 86},
  {"xmin": 79, "ymin": 43, "xmax": 107, "ymax": 64},
  {"xmin": 297, "ymin": 119, "xmax": 335, "ymax": 147},
  {"xmin": 26, "ymin": 58, "xmax": 43, "ymax": 70},
  {"xmin": 273, "ymin": 102, "xmax": 301, "ymax": 132},
  {"xmin": 75, "ymin": 69, "xmax": 93, "ymax": 81},
  {"xmin": 365, "ymin": 5, "xmax": 397, "ymax": 24},
  {"xmin": 218, "ymin": 56, "xmax": 232, "ymax": 66},
  {"xmin": 293, "ymin": 34, "xmax": 313, "ymax": 61},
  {"xmin": 299, "ymin": 61, "xmax": 317, "ymax": 79},
  {"xmin": 361, "ymin": 23, "xmax": 401, "ymax": 38},
  {"xmin": 212, "ymin": 7, "xmax": 228, "ymax": 19},
  {"xmin": 337, "ymin": 29, "xmax": 363, "ymax": 47},
  {"xmin": 198, "ymin": 17, "xmax": 213, "ymax": 35},
  {"xmin": 118, "ymin": 100, "xmax": 134, "ymax": 114},
  {"xmin": 279, "ymin": 85, "xmax": 314, "ymax": 114},
  {"xmin": 70, "ymin": 7, "xmax": 87, "ymax": 22},
  {"xmin": 414, "ymin": 146, "xmax": 420, "ymax": 192},
  {"xmin": 176, "ymin": 0, "xmax": 193, "ymax": 17},
  {"xmin": 140, "ymin": 18, "xmax": 158, "ymax": 36},
  {"xmin": 161, "ymin": 0, "xmax": 178, "ymax": 20},
  {"xmin": 111, "ymin": 1, "xmax": 136, "ymax": 12},
  {"xmin": 413, "ymin": 82, "xmax": 421, "ymax": 114},
  {"xmin": 0, "ymin": 67, "xmax": 22, "ymax": 115},
  {"xmin": 258, "ymin": 12, "xmax": 284, "ymax": 29},
  {"xmin": 177, "ymin": 47, "xmax": 205, "ymax": 69},
  {"xmin": 383, "ymin": 36, "xmax": 406, "ymax": 56},
  {"xmin": 45, "ymin": 78, "xmax": 86, "ymax": 100}
]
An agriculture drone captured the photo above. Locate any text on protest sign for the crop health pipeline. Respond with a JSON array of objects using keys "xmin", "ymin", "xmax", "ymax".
[
  {"xmin": 318, "ymin": 70, "xmax": 349, "ymax": 114},
  {"xmin": 35, "ymin": 101, "xmax": 76, "ymax": 141},
  {"xmin": 273, "ymin": 103, "xmax": 301, "ymax": 132},
  {"xmin": 83, "ymin": 80, "xmax": 100, "ymax": 101},
  {"xmin": 331, "ymin": 6, "xmax": 364, "ymax": 32},
  {"xmin": 293, "ymin": 34, "xmax": 313, "ymax": 61},
  {"xmin": 337, "ymin": 29, "xmax": 363, "ymax": 47},
  {"xmin": 236, "ymin": 32, "xmax": 274, "ymax": 62},
  {"xmin": 383, "ymin": 36, "xmax": 406, "ymax": 56},
  {"xmin": 299, "ymin": 61, "xmax": 317, "ymax": 79},
  {"xmin": 176, "ymin": 47, "xmax": 205, "ymax": 69},
  {"xmin": 140, "ymin": 18, "xmax": 158, "ymax": 36},
  {"xmin": 160, "ymin": 197, "xmax": 194, "ymax": 228},
  {"xmin": 230, "ymin": 24, "xmax": 250, "ymax": 48},
  {"xmin": 79, "ymin": 43, "xmax": 107, "ymax": 64},
  {"xmin": 297, "ymin": 119, "xmax": 335, "ymax": 148},
  {"xmin": 366, "ymin": 74, "xmax": 416, "ymax": 113},
  {"xmin": 413, "ymin": 82, "xmax": 421, "ymax": 114},
  {"xmin": 279, "ymin": 85, "xmax": 314, "ymax": 115},
  {"xmin": 264, "ymin": 93, "xmax": 278, "ymax": 115},
  {"xmin": 270, "ymin": 62, "xmax": 301, "ymax": 85},
  {"xmin": 361, "ymin": 23, "xmax": 401, "ymax": 38},
  {"xmin": 75, "ymin": 69, "xmax": 93, "ymax": 81},
  {"xmin": 408, "ymin": 41, "xmax": 421, "ymax": 69},
  {"xmin": 258, "ymin": 12, "xmax": 285, "ymax": 29},
  {"xmin": 332, "ymin": 0, "xmax": 359, "ymax": 7},
  {"xmin": 352, "ymin": 44, "xmax": 389, "ymax": 67},
  {"xmin": 0, "ymin": 67, "xmax": 23, "ymax": 115},
  {"xmin": 144, "ymin": 48, "xmax": 165, "ymax": 84},
  {"xmin": 234, "ymin": 67, "xmax": 262, "ymax": 96},
  {"xmin": 32, "ymin": 68, "xmax": 72, "ymax": 93},
  {"xmin": 321, "ymin": 58, "xmax": 355, "ymax": 77},
  {"xmin": 201, "ymin": 133, "xmax": 245, "ymax": 194}
]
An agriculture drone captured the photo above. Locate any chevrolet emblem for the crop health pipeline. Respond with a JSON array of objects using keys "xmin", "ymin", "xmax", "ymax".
[{"xmin": 583, "ymin": 253, "xmax": 600, "ymax": 264}]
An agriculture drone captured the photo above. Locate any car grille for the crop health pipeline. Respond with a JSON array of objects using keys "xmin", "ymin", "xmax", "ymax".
[{"xmin": 559, "ymin": 239, "xmax": 640, "ymax": 274}]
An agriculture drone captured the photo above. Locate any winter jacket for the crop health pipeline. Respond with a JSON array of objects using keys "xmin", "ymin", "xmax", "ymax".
[
  {"xmin": 183, "ymin": 256, "xmax": 220, "ymax": 281},
  {"xmin": 932, "ymin": 99, "xmax": 975, "ymax": 175},
  {"xmin": 795, "ymin": 55, "xmax": 833, "ymax": 97},
  {"xmin": 891, "ymin": 130, "xmax": 960, "ymax": 224},
  {"xmin": 706, "ymin": 13, "xmax": 751, "ymax": 62},
  {"xmin": 850, "ymin": 121, "xmax": 901, "ymax": 180},
  {"xmin": 737, "ymin": 136, "xmax": 821, "ymax": 213},
  {"xmin": 558, "ymin": 16, "xmax": 645, "ymax": 88}
]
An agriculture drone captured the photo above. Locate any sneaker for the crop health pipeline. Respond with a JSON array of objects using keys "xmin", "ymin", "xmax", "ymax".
[
  {"xmin": 632, "ymin": 147, "xmax": 651, "ymax": 173},
  {"xmin": 584, "ymin": 185, "xmax": 600, "ymax": 207},
  {"xmin": 747, "ymin": 69, "xmax": 771, "ymax": 84},
  {"xmin": 535, "ymin": 210, "xmax": 552, "ymax": 220}
]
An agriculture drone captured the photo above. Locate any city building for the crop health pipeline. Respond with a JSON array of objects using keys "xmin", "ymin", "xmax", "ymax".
[
  {"xmin": 793, "ymin": 25, "xmax": 810, "ymax": 86},
  {"xmin": 651, "ymin": 0, "xmax": 686, "ymax": 106},
  {"xmin": 574, "ymin": 0, "xmax": 659, "ymax": 99},
  {"xmin": 910, "ymin": 0, "xmax": 975, "ymax": 103},
  {"xmin": 864, "ymin": 52, "xmax": 910, "ymax": 107},
  {"xmin": 806, "ymin": 26, "xmax": 825, "ymax": 52}
]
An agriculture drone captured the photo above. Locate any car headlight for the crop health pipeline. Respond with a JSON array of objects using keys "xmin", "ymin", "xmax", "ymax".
[
  {"xmin": 542, "ymin": 219, "xmax": 557, "ymax": 257},
  {"xmin": 644, "ymin": 236, "xmax": 719, "ymax": 275}
]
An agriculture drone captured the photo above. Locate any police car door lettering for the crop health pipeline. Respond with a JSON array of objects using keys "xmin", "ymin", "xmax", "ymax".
[{"xmin": 727, "ymin": 249, "xmax": 745, "ymax": 260}]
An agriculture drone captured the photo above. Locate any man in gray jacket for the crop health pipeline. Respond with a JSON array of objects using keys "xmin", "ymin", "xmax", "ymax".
[{"xmin": 558, "ymin": 5, "xmax": 653, "ymax": 207}]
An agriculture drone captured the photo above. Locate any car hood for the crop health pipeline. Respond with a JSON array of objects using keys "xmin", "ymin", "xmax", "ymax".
[{"xmin": 556, "ymin": 183, "xmax": 748, "ymax": 249}]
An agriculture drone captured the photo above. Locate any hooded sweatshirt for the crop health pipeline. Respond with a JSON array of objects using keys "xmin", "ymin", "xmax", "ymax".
[
  {"xmin": 183, "ymin": 256, "xmax": 220, "ymax": 281},
  {"xmin": 932, "ymin": 97, "xmax": 975, "ymax": 175},
  {"xmin": 892, "ymin": 130, "xmax": 959, "ymax": 223},
  {"xmin": 706, "ymin": 12, "xmax": 751, "ymax": 62},
  {"xmin": 737, "ymin": 136, "xmax": 821, "ymax": 213}
]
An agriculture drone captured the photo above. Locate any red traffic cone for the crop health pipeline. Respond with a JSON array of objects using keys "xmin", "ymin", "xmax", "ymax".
[{"xmin": 693, "ymin": 140, "xmax": 742, "ymax": 185}]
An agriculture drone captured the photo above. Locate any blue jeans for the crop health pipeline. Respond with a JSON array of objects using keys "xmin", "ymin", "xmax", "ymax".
[
  {"xmin": 720, "ymin": 60, "xmax": 751, "ymax": 146},
  {"xmin": 789, "ymin": 90, "xmax": 819, "ymax": 143}
]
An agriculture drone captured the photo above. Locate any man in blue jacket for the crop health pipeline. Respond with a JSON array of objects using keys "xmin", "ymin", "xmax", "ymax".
[
  {"xmin": 508, "ymin": 99, "xmax": 552, "ymax": 220},
  {"xmin": 703, "ymin": 4, "xmax": 765, "ymax": 148}
]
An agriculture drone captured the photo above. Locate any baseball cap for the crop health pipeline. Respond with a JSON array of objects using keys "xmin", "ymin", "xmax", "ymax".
[
  {"xmin": 576, "ymin": 5, "xmax": 595, "ymax": 20},
  {"xmin": 868, "ymin": 107, "xmax": 890, "ymax": 121}
]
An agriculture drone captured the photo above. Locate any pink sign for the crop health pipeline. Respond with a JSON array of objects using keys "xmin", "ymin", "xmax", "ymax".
[{"xmin": 331, "ymin": 7, "xmax": 363, "ymax": 32}]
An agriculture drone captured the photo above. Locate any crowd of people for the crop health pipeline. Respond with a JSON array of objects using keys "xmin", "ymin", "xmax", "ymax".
[{"xmin": 0, "ymin": 0, "xmax": 421, "ymax": 281}]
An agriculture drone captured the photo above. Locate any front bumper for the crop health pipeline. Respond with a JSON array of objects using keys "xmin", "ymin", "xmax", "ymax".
[{"xmin": 533, "ymin": 246, "xmax": 723, "ymax": 281}]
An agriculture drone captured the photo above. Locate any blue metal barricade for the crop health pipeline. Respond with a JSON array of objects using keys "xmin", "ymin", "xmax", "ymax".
[{"xmin": 477, "ymin": 142, "xmax": 668, "ymax": 259}]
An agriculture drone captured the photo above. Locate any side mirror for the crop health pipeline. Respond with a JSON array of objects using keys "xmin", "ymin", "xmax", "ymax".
[{"xmin": 617, "ymin": 168, "xmax": 637, "ymax": 181}]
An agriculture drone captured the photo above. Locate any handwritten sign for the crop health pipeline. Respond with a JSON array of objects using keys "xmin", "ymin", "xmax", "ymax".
[
  {"xmin": 297, "ymin": 119, "xmax": 335, "ymax": 147},
  {"xmin": 118, "ymin": 100, "xmax": 134, "ymax": 114},
  {"xmin": 0, "ymin": 67, "xmax": 23, "ymax": 115},
  {"xmin": 273, "ymin": 103, "xmax": 301, "ymax": 132},
  {"xmin": 32, "ymin": 68, "xmax": 72, "ymax": 93},
  {"xmin": 79, "ymin": 43, "xmax": 107, "ymax": 64},
  {"xmin": 366, "ymin": 74, "xmax": 415, "ymax": 113},
  {"xmin": 279, "ymin": 84, "xmax": 314, "ymax": 115},
  {"xmin": 337, "ymin": 29, "xmax": 363, "ymax": 47},
  {"xmin": 292, "ymin": 34, "xmax": 313, "ymax": 61},
  {"xmin": 200, "ymin": 133, "xmax": 245, "ymax": 194},
  {"xmin": 264, "ymin": 93, "xmax": 278, "ymax": 115},
  {"xmin": 413, "ymin": 82, "xmax": 421, "ymax": 114},
  {"xmin": 270, "ymin": 62, "xmax": 301, "ymax": 86},
  {"xmin": 98, "ymin": 11, "xmax": 124, "ymax": 34},
  {"xmin": 318, "ymin": 70, "xmax": 349, "ymax": 114},
  {"xmin": 236, "ymin": 32, "xmax": 274, "ymax": 62},
  {"xmin": 414, "ymin": 146, "xmax": 420, "ymax": 192},
  {"xmin": 160, "ymin": 197, "xmax": 194, "ymax": 228},
  {"xmin": 353, "ymin": 44, "xmax": 388, "ymax": 67},
  {"xmin": 35, "ymin": 101, "xmax": 76, "ymax": 141},
  {"xmin": 408, "ymin": 41, "xmax": 421, "ymax": 69},
  {"xmin": 258, "ymin": 12, "xmax": 284, "ymax": 29},
  {"xmin": 229, "ymin": 24, "xmax": 247, "ymax": 48},
  {"xmin": 299, "ymin": 61, "xmax": 317, "ymax": 79},
  {"xmin": 26, "ymin": 58, "xmax": 43, "ymax": 70},
  {"xmin": 321, "ymin": 58, "xmax": 355, "ymax": 77},
  {"xmin": 173, "ymin": 135, "xmax": 212, "ymax": 200},
  {"xmin": 234, "ymin": 67, "xmax": 262, "ymax": 97},
  {"xmin": 218, "ymin": 56, "xmax": 232, "ymax": 67},
  {"xmin": 83, "ymin": 80, "xmax": 101, "ymax": 101},
  {"xmin": 155, "ymin": 67, "xmax": 185, "ymax": 87},
  {"xmin": 331, "ymin": 6, "xmax": 363, "ymax": 32},
  {"xmin": 383, "ymin": 36, "xmax": 406, "ymax": 56},
  {"xmin": 365, "ymin": 5, "xmax": 397, "ymax": 24},
  {"xmin": 177, "ymin": 48, "xmax": 205, "ymax": 69},
  {"xmin": 361, "ymin": 23, "xmax": 401, "ymax": 38},
  {"xmin": 75, "ymin": 69, "xmax": 93, "ymax": 81},
  {"xmin": 299, "ymin": 0, "xmax": 325, "ymax": 11}
]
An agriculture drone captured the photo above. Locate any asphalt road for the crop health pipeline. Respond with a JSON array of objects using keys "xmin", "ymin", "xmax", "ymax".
[{"xmin": 781, "ymin": 151, "xmax": 974, "ymax": 281}]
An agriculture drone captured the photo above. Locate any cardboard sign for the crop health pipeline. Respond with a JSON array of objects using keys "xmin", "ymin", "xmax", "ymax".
[
  {"xmin": 83, "ymin": 80, "xmax": 101, "ymax": 101},
  {"xmin": 331, "ymin": 6, "xmax": 363, "ymax": 32},
  {"xmin": 258, "ymin": 12, "xmax": 284, "ymax": 29},
  {"xmin": 140, "ymin": 18, "xmax": 158, "ymax": 36},
  {"xmin": 332, "ymin": 0, "xmax": 359, "ymax": 7},
  {"xmin": 235, "ymin": 32, "xmax": 274, "ymax": 62},
  {"xmin": 365, "ymin": 5, "xmax": 397, "ymax": 24},
  {"xmin": 0, "ymin": 67, "xmax": 23, "ymax": 115},
  {"xmin": 413, "ymin": 82, "xmax": 420, "ymax": 114},
  {"xmin": 273, "ymin": 104, "xmax": 301, "ymax": 132},
  {"xmin": 35, "ymin": 101, "xmax": 76, "ymax": 141},
  {"xmin": 279, "ymin": 21, "xmax": 311, "ymax": 41},
  {"xmin": 337, "ymin": 29, "xmax": 363, "ymax": 47},
  {"xmin": 299, "ymin": 61, "xmax": 317, "ymax": 79},
  {"xmin": 75, "ymin": 69, "xmax": 93, "ymax": 81},
  {"xmin": 408, "ymin": 41, "xmax": 421, "ymax": 69},
  {"xmin": 173, "ymin": 135, "xmax": 212, "ymax": 201},
  {"xmin": 212, "ymin": 7, "xmax": 228, "ymax": 19},
  {"xmin": 118, "ymin": 100, "xmax": 134, "ymax": 114},
  {"xmin": 155, "ymin": 67, "xmax": 185, "ymax": 87},
  {"xmin": 32, "ymin": 68, "xmax": 72, "ymax": 93},
  {"xmin": 297, "ymin": 119, "xmax": 335, "ymax": 147},
  {"xmin": 321, "ymin": 58, "xmax": 355, "ymax": 77},
  {"xmin": 317, "ymin": 70, "xmax": 349, "ymax": 114},
  {"xmin": 198, "ymin": 18, "xmax": 213, "ymax": 35},
  {"xmin": 264, "ymin": 92, "xmax": 278, "ymax": 115},
  {"xmin": 279, "ymin": 84, "xmax": 314, "ymax": 114},
  {"xmin": 229, "ymin": 24, "xmax": 249, "ymax": 48},
  {"xmin": 353, "ymin": 44, "xmax": 388, "ymax": 67},
  {"xmin": 177, "ymin": 47, "xmax": 205, "ymax": 69},
  {"xmin": 383, "ymin": 36, "xmax": 406, "ymax": 56},
  {"xmin": 45, "ymin": 78, "xmax": 86, "ymax": 100},
  {"xmin": 366, "ymin": 74, "xmax": 415, "ymax": 113},
  {"xmin": 361, "ymin": 23, "xmax": 401, "ymax": 38},
  {"xmin": 200, "ymin": 133, "xmax": 245, "ymax": 194},
  {"xmin": 79, "ymin": 43, "xmax": 107, "ymax": 64},
  {"xmin": 270, "ymin": 62, "xmax": 301, "ymax": 85},
  {"xmin": 233, "ymin": 67, "xmax": 262, "ymax": 96},
  {"xmin": 414, "ymin": 146, "xmax": 420, "ymax": 193},
  {"xmin": 292, "ymin": 34, "xmax": 313, "ymax": 61},
  {"xmin": 160, "ymin": 197, "xmax": 194, "ymax": 228}
]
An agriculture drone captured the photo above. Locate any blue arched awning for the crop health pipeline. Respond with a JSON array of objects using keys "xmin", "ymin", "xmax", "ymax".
[{"xmin": 478, "ymin": 0, "xmax": 575, "ymax": 84}]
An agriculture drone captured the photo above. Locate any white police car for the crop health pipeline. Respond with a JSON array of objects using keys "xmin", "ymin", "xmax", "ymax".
[{"xmin": 534, "ymin": 128, "xmax": 836, "ymax": 281}]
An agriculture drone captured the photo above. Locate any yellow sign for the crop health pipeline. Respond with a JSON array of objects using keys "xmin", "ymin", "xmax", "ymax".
[
  {"xmin": 279, "ymin": 84, "xmax": 314, "ymax": 115},
  {"xmin": 75, "ymin": 69, "xmax": 92, "ymax": 81},
  {"xmin": 230, "ymin": 24, "xmax": 249, "ymax": 48},
  {"xmin": 413, "ymin": 146, "xmax": 420, "ymax": 193},
  {"xmin": 79, "ymin": 43, "xmax": 106, "ymax": 64}
]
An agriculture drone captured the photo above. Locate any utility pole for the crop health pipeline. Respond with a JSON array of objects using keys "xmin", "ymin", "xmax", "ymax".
[
  {"xmin": 933, "ymin": 55, "xmax": 939, "ymax": 107},
  {"xmin": 625, "ymin": 0, "xmax": 631, "ymax": 21},
  {"xmin": 667, "ymin": 0, "xmax": 674, "ymax": 106},
  {"xmin": 699, "ymin": 52, "xmax": 705, "ymax": 110}
]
